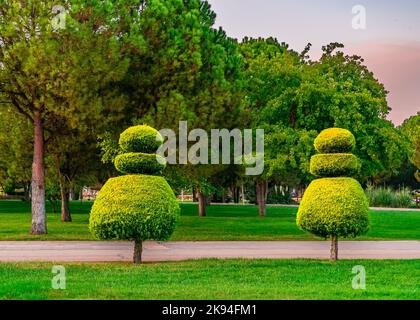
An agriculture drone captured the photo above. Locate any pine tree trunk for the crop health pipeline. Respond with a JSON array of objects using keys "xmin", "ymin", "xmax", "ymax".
[
  {"xmin": 330, "ymin": 235, "xmax": 338, "ymax": 261},
  {"xmin": 256, "ymin": 180, "xmax": 267, "ymax": 217},
  {"xmin": 30, "ymin": 113, "xmax": 47, "ymax": 235},
  {"xmin": 197, "ymin": 191, "xmax": 206, "ymax": 217},
  {"xmin": 59, "ymin": 177, "xmax": 72, "ymax": 222},
  {"xmin": 133, "ymin": 240, "xmax": 143, "ymax": 264}
]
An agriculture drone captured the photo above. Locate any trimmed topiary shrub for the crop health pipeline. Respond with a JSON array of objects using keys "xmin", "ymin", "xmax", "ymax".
[
  {"xmin": 310, "ymin": 154, "xmax": 360, "ymax": 177},
  {"xmin": 90, "ymin": 125, "xmax": 179, "ymax": 264},
  {"xmin": 314, "ymin": 128, "xmax": 356, "ymax": 153},
  {"xmin": 119, "ymin": 125, "xmax": 164, "ymax": 154},
  {"xmin": 114, "ymin": 153, "xmax": 166, "ymax": 175},
  {"xmin": 297, "ymin": 178, "xmax": 369, "ymax": 237},
  {"xmin": 297, "ymin": 128, "xmax": 369, "ymax": 261}
]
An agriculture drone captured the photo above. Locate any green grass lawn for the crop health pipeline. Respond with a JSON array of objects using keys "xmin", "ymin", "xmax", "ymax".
[
  {"xmin": 0, "ymin": 259, "xmax": 418, "ymax": 300},
  {"xmin": 0, "ymin": 200, "xmax": 419, "ymax": 241}
]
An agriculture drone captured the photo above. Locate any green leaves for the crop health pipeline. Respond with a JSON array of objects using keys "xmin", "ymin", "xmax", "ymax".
[
  {"xmin": 297, "ymin": 177, "xmax": 369, "ymax": 238},
  {"xmin": 243, "ymin": 39, "xmax": 408, "ymax": 184},
  {"xmin": 89, "ymin": 174, "xmax": 180, "ymax": 241}
]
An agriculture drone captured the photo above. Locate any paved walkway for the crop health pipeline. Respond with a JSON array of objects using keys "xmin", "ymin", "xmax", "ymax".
[{"xmin": 0, "ymin": 241, "xmax": 419, "ymax": 262}]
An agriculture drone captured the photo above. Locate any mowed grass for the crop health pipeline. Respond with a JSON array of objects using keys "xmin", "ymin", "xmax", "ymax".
[
  {"xmin": 0, "ymin": 259, "xmax": 419, "ymax": 300},
  {"xmin": 0, "ymin": 201, "xmax": 419, "ymax": 241}
]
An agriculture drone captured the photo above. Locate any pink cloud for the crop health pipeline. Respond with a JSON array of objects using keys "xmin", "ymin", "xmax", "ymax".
[{"xmin": 346, "ymin": 42, "xmax": 420, "ymax": 125}]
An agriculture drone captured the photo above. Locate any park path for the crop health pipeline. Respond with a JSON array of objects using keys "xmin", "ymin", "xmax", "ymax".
[{"xmin": 0, "ymin": 241, "xmax": 419, "ymax": 262}]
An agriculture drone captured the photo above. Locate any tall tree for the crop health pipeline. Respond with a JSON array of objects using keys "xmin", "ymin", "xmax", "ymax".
[
  {"xmin": 241, "ymin": 38, "xmax": 315, "ymax": 215},
  {"xmin": 242, "ymin": 39, "xmax": 407, "ymax": 214},
  {"xmin": 0, "ymin": 0, "xmax": 130, "ymax": 233},
  {"xmin": 400, "ymin": 113, "xmax": 420, "ymax": 182},
  {"xmin": 100, "ymin": 0, "xmax": 245, "ymax": 216}
]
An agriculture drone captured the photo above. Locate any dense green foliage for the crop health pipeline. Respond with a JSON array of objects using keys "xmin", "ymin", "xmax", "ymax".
[
  {"xmin": 119, "ymin": 125, "xmax": 163, "ymax": 154},
  {"xmin": 399, "ymin": 113, "xmax": 420, "ymax": 182},
  {"xmin": 90, "ymin": 125, "xmax": 180, "ymax": 247},
  {"xmin": 243, "ymin": 40, "xmax": 408, "ymax": 187},
  {"xmin": 114, "ymin": 153, "xmax": 166, "ymax": 175},
  {"xmin": 298, "ymin": 129, "xmax": 369, "ymax": 241},
  {"xmin": 89, "ymin": 175, "xmax": 179, "ymax": 241},
  {"xmin": 310, "ymin": 154, "xmax": 359, "ymax": 177},
  {"xmin": 314, "ymin": 128, "xmax": 356, "ymax": 153},
  {"xmin": 297, "ymin": 178, "xmax": 369, "ymax": 238},
  {"xmin": 0, "ymin": 111, "xmax": 32, "ymax": 197}
]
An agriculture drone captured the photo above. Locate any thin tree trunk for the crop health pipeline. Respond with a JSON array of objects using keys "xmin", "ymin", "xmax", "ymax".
[
  {"xmin": 197, "ymin": 191, "xmax": 206, "ymax": 217},
  {"xmin": 241, "ymin": 183, "xmax": 245, "ymax": 205},
  {"xmin": 59, "ymin": 177, "xmax": 72, "ymax": 222},
  {"xmin": 192, "ymin": 187, "xmax": 197, "ymax": 202},
  {"xmin": 23, "ymin": 183, "xmax": 31, "ymax": 201},
  {"xmin": 30, "ymin": 113, "xmax": 47, "ymax": 235},
  {"xmin": 69, "ymin": 187, "xmax": 75, "ymax": 201},
  {"xmin": 133, "ymin": 240, "xmax": 143, "ymax": 264},
  {"xmin": 232, "ymin": 186, "xmax": 240, "ymax": 203},
  {"xmin": 50, "ymin": 199, "xmax": 58, "ymax": 214},
  {"xmin": 256, "ymin": 180, "xmax": 267, "ymax": 217},
  {"xmin": 330, "ymin": 235, "xmax": 338, "ymax": 261}
]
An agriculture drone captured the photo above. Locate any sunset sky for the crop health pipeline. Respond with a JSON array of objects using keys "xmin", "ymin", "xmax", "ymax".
[{"xmin": 208, "ymin": 0, "xmax": 420, "ymax": 125}]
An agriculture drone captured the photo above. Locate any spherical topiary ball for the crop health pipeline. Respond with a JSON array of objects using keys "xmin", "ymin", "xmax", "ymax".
[
  {"xmin": 119, "ymin": 125, "xmax": 164, "ymax": 153},
  {"xmin": 89, "ymin": 175, "xmax": 179, "ymax": 241},
  {"xmin": 314, "ymin": 128, "xmax": 356, "ymax": 153},
  {"xmin": 296, "ymin": 178, "xmax": 369, "ymax": 238}
]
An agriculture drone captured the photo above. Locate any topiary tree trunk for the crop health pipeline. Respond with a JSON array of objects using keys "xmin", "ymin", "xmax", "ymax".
[
  {"xmin": 133, "ymin": 240, "xmax": 143, "ymax": 264},
  {"xmin": 330, "ymin": 235, "xmax": 338, "ymax": 261}
]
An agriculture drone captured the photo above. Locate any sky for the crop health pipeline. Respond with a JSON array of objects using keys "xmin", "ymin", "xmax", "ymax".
[{"xmin": 207, "ymin": 0, "xmax": 420, "ymax": 125}]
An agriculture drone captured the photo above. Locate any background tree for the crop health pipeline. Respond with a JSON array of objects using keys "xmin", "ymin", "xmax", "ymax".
[
  {"xmin": 0, "ymin": 109, "xmax": 32, "ymax": 199},
  {"xmin": 0, "ymin": 0, "xmax": 131, "ymax": 233},
  {"xmin": 100, "ymin": 0, "xmax": 245, "ymax": 216},
  {"xmin": 242, "ymin": 39, "xmax": 407, "ymax": 215},
  {"xmin": 400, "ymin": 113, "xmax": 420, "ymax": 182},
  {"xmin": 241, "ymin": 38, "xmax": 316, "ymax": 215}
]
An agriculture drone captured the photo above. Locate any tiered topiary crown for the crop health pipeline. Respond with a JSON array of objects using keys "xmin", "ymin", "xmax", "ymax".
[
  {"xmin": 310, "ymin": 128, "xmax": 360, "ymax": 177},
  {"xmin": 114, "ymin": 125, "xmax": 166, "ymax": 175},
  {"xmin": 89, "ymin": 124, "xmax": 180, "ymax": 263}
]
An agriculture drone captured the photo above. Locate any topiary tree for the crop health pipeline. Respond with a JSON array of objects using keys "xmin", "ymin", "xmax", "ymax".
[
  {"xmin": 297, "ymin": 128, "xmax": 369, "ymax": 261},
  {"xmin": 89, "ymin": 125, "xmax": 180, "ymax": 264}
]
